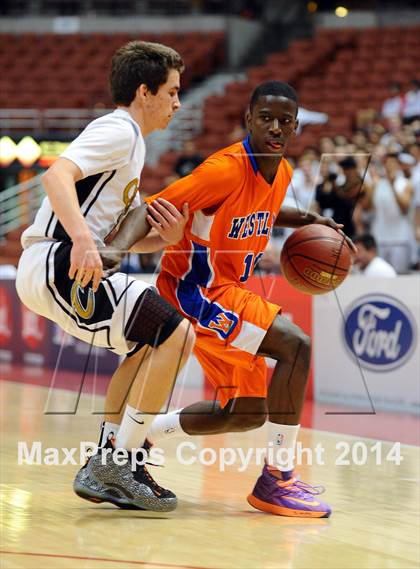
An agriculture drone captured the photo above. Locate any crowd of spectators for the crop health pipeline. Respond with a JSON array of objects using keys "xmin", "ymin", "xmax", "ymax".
[{"xmin": 264, "ymin": 110, "xmax": 420, "ymax": 276}]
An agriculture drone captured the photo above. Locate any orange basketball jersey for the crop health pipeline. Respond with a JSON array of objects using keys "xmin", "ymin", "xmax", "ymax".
[{"xmin": 145, "ymin": 137, "xmax": 292, "ymax": 341}]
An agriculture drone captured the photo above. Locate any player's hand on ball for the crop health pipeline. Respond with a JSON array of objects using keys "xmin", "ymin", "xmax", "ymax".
[
  {"xmin": 313, "ymin": 214, "xmax": 357, "ymax": 253},
  {"xmin": 147, "ymin": 198, "xmax": 189, "ymax": 245}
]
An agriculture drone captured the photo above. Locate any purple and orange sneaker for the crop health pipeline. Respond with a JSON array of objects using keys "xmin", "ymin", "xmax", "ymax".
[{"xmin": 247, "ymin": 463, "xmax": 331, "ymax": 518}]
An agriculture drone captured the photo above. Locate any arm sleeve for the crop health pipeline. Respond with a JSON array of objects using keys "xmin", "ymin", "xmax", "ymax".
[
  {"xmin": 61, "ymin": 117, "xmax": 136, "ymax": 178},
  {"xmin": 145, "ymin": 154, "xmax": 239, "ymax": 212}
]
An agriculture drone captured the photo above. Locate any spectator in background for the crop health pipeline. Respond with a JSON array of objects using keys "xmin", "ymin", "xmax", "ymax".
[
  {"xmin": 414, "ymin": 180, "xmax": 420, "ymax": 268},
  {"xmin": 381, "ymin": 82, "xmax": 405, "ymax": 119},
  {"xmin": 289, "ymin": 154, "xmax": 317, "ymax": 211},
  {"xmin": 352, "ymin": 129, "xmax": 368, "ymax": 150},
  {"xmin": 313, "ymin": 156, "xmax": 368, "ymax": 238},
  {"xmin": 408, "ymin": 144, "xmax": 420, "ymax": 268},
  {"xmin": 403, "ymin": 79, "xmax": 420, "ymax": 124},
  {"xmin": 333, "ymin": 134, "xmax": 349, "ymax": 148},
  {"xmin": 174, "ymin": 140, "xmax": 203, "ymax": 178},
  {"xmin": 319, "ymin": 136, "xmax": 336, "ymax": 155},
  {"xmin": 353, "ymin": 234, "xmax": 397, "ymax": 277},
  {"xmin": 398, "ymin": 152, "xmax": 416, "ymax": 181},
  {"xmin": 408, "ymin": 141, "xmax": 420, "ymax": 198},
  {"xmin": 363, "ymin": 154, "xmax": 415, "ymax": 273},
  {"xmin": 380, "ymin": 115, "xmax": 403, "ymax": 149}
]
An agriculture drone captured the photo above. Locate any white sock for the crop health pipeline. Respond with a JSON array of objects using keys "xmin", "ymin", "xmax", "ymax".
[
  {"xmin": 115, "ymin": 404, "xmax": 154, "ymax": 451},
  {"xmin": 98, "ymin": 421, "xmax": 120, "ymax": 447},
  {"xmin": 267, "ymin": 422, "xmax": 300, "ymax": 473},
  {"xmin": 147, "ymin": 409, "xmax": 184, "ymax": 444}
]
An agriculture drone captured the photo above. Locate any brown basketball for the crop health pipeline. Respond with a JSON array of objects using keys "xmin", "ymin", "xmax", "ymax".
[{"xmin": 280, "ymin": 224, "xmax": 352, "ymax": 295}]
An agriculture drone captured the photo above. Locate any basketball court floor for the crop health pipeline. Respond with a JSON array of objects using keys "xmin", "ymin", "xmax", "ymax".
[{"xmin": 1, "ymin": 366, "xmax": 419, "ymax": 569}]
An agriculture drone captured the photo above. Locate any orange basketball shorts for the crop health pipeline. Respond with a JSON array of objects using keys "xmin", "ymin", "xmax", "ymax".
[{"xmin": 157, "ymin": 272, "xmax": 281, "ymax": 408}]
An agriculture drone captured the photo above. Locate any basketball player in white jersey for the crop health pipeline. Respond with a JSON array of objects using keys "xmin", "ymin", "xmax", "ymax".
[{"xmin": 16, "ymin": 41, "xmax": 195, "ymax": 512}]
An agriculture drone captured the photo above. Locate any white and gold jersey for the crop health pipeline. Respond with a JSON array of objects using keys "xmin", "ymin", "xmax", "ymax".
[{"xmin": 21, "ymin": 108, "xmax": 145, "ymax": 249}]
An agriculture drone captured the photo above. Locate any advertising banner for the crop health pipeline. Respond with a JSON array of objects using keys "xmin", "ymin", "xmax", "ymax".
[
  {"xmin": 21, "ymin": 303, "xmax": 51, "ymax": 367},
  {"xmin": 0, "ymin": 279, "xmax": 21, "ymax": 364},
  {"xmin": 313, "ymin": 275, "xmax": 420, "ymax": 414},
  {"xmin": 0, "ymin": 279, "xmax": 118, "ymax": 375},
  {"xmin": 49, "ymin": 323, "xmax": 119, "ymax": 376}
]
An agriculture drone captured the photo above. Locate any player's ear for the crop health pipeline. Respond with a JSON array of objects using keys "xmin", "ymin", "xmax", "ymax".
[
  {"xmin": 245, "ymin": 108, "xmax": 252, "ymax": 132},
  {"xmin": 293, "ymin": 118, "xmax": 299, "ymax": 134},
  {"xmin": 136, "ymin": 83, "xmax": 149, "ymax": 102}
]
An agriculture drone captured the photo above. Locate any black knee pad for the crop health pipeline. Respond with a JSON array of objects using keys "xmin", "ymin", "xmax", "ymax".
[{"xmin": 125, "ymin": 288, "xmax": 183, "ymax": 349}]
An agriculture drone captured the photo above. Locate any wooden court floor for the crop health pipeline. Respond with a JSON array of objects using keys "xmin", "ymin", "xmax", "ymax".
[{"xmin": 1, "ymin": 379, "xmax": 419, "ymax": 569}]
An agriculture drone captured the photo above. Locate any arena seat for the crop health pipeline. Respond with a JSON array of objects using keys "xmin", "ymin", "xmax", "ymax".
[{"xmin": 0, "ymin": 31, "xmax": 226, "ymax": 109}]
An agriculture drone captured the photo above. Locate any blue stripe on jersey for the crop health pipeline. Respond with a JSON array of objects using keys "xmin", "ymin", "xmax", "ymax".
[
  {"xmin": 242, "ymin": 135, "xmax": 259, "ymax": 174},
  {"xmin": 176, "ymin": 241, "xmax": 238, "ymax": 340},
  {"xmin": 184, "ymin": 241, "xmax": 213, "ymax": 286}
]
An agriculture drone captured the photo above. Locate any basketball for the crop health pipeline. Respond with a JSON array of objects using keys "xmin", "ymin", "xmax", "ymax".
[{"xmin": 280, "ymin": 224, "xmax": 352, "ymax": 294}]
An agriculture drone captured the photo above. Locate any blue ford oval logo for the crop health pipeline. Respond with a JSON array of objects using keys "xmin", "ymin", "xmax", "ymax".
[{"xmin": 343, "ymin": 294, "xmax": 417, "ymax": 371}]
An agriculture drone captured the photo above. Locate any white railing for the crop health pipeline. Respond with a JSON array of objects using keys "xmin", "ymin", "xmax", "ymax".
[
  {"xmin": 0, "ymin": 109, "xmax": 109, "ymax": 133},
  {"xmin": 1, "ymin": 104, "xmax": 203, "ymax": 167},
  {"xmin": 0, "ymin": 105, "xmax": 203, "ymax": 137},
  {"xmin": 0, "ymin": 175, "xmax": 44, "ymax": 238}
]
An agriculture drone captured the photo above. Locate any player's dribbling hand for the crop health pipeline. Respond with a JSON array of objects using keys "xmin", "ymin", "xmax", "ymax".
[
  {"xmin": 147, "ymin": 198, "xmax": 189, "ymax": 245},
  {"xmin": 69, "ymin": 237, "xmax": 104, "ymax": 292},
  {"xmin": 313, "ymin": 214, "xmax": 358, "ymax": 254}
]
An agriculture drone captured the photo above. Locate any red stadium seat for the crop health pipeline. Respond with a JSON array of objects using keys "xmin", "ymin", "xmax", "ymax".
[{"xmin": 0, "ymin": 31, "xmax": 226, "ymax": 109}]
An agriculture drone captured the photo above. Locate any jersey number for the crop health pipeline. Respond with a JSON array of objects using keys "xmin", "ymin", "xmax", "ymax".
[{"xmin": 239, "ymin": 253, "xmax": 263, "ymax": 282}]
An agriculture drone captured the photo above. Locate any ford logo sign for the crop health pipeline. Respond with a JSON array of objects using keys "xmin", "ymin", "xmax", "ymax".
[{"xmin": 343, "ymin": 294, "xmax": 417, "ymax": 371}]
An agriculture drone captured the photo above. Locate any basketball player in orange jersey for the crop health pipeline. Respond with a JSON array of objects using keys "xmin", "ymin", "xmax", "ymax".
[{"xmin": 100, "ymin": 81, "xmax": 356, "ymax": 517}]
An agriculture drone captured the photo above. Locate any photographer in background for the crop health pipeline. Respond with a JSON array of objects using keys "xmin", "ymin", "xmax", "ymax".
[{"xmin": 313, "ymin": 156, "xmax": 368, "ymax": 237}]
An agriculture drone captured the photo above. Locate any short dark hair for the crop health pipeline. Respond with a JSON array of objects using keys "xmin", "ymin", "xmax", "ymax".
[
  {"xmin": 339, "ymin": 156, "xmax": 357, "ymax": 169},
  {"xmin": 353, "ymin": 233, "xmax": 377, "ymax": 251},
  {"xmin": 389, "ymin": 81, "xmax": 401, "ymax": 90},
  {"xmin": 110, "ymin": 41, "xmax": 184, "ymax": 106},
  {"xmin": 249, "ymin": 81, "xmax": 298, "ymax": 111}
]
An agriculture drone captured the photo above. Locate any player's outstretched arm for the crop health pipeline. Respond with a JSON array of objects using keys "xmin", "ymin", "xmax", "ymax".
[
  {"xmin": 275, "ymin": 206, "xmax": 357, "ymax": 252},
  {"xmin": 100, "ymin": 198, "xmax": 189, "ymax": 272},
  {"xmin": 42, "ymin": 158, "xmax": 103, "ymax": 291},
  {"xmin": 275, "ymin": 206, "xmax": 320, "ymax": 228}
]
